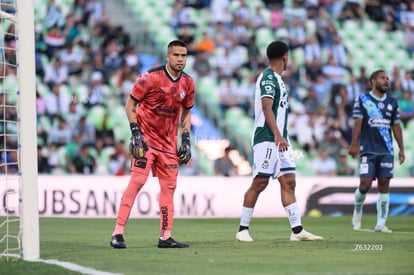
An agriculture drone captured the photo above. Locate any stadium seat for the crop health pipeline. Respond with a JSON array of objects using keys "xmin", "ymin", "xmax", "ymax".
[
  {"xmin": 87, "ymin": 105, "xmax": 106, "ymax": 128},
  {"xmin": 342, "ymin": 20, "xmax": 359, "ymax": 40},
  {"xmin": 57, "ymin": 145, "xmax": 68, "ymax": 168},
  {"xmin": 197, "ymin": 76, "xmax": 220, "ymax": 112},
  {"xmin": 255, "ymin": 27, "xmax": 273, "ymax": 49},
  {"xmin": 291, "ymin": 47, "xmax": 305, "ymax": 67},
  {"xmin": 38, "ymin": 115, "xmax": 52, "ymax": 132},
  {"xmin": 37, "ymin": 81, "xmax": 50, "ymax": 98},
  {"xmin": 198, "ymin": 153, "xmax": 214, "ymax": 176},
  {"xmin": 235, "ymin": 116, "xmax": 254, "ymax": 140},
  {"xmin": 1, "ymin": 78, "xmax": 18, "ymax": 105},
  {"xmin": 362, "ymin": 20, "xmax": 378, "ymax": 35},
  {"xmin": 224, "ymin": 107, "xmax": 245, "ymax": 127},
  {"xmin": 306, "ymin": 19, "xmax": 316, "ymax": 36}
]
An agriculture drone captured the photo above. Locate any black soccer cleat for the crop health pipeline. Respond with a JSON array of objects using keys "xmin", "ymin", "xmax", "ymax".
[
  {"xmin": 157, "ymin": 237, "xmax": 189, "ymax": 248},
  {"xmin": 110, "ymin": 234, "xmax": 127, "ymax": 249}
]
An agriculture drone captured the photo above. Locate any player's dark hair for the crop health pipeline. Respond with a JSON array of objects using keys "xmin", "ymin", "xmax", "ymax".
[
  {"xmin": 168, "ymin": 39, "xmax": 187, "ymax": 50},
  {"xmin": 266, "ymin": 40, "xmax": 288, "ymax": 60},
  {"xmin": 369, "ymin": 69, "xmax": 386, "ymax": 85}
]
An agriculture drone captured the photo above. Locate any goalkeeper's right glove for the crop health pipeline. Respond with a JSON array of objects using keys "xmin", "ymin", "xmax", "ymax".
[{"xmin": 129, "ymin": 123, "xmax": 148, "ymax": 159}]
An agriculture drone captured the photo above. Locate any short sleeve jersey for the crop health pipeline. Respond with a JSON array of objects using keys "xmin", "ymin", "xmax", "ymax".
[
  {"xmin": 131, "ymin": 65, "xmax": 195, "ymax": 154},
  {"xmin": 352, "ymin": 91, "xmax": 401, "ymax": 155},
  {"xmin": 252, "ymin": 68, "xmax": 289, "ymax": 146}
]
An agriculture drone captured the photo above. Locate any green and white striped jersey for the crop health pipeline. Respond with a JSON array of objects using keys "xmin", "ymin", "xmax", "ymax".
[{"xmin": 252, "ymin": 67, "xmax": 289, "ymax": 146}]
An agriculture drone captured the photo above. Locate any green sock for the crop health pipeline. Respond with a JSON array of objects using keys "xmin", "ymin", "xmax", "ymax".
[
  {"xmin": 377, "ymin": 193, "xmax": 389, "ymax": 225},
  {"xmin": 354, "ymin": 188, "xmax": 366, "ymax": 213}
]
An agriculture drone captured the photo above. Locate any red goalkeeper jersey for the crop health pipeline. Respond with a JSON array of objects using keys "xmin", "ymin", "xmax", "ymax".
[{"xmin": 130, "ymin": 65, "xmax": 195, "ymax": 154}]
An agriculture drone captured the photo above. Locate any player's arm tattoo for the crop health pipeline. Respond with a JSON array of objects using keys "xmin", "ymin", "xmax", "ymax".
[
  {"xmin": 125, "ymin": 97, "xmax": 138, "ymax": 124},
  {"xmin": 180, "ymin": 108, "xmax": 191, "ymax": 134}
]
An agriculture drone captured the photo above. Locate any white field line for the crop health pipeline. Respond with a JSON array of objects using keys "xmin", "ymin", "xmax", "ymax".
[
  {"xmin": 356, "ymin": 228, "xmax": 414, "ymax": 234},
  {"xmin": 1, "ymin": 254, "xmax": 123, "ymax": 275}
]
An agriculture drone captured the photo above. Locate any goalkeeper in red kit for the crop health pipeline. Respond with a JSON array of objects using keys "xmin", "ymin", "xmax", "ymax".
[{"xmin": 110, "ymin": 40, "xmax": 194, "ymax": 249}]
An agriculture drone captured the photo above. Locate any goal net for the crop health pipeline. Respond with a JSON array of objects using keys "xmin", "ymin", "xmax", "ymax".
[{"xmin": 0, "ymin": 0, "xmax": 39, "ymax": 261}]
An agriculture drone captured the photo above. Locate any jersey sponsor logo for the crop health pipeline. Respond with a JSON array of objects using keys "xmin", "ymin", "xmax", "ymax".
[
  {"xmin": 154, "ymin": 105, "xmax": 178, "ymax": 118},
  {"xmin": 380, "ymin": 162, "xmax": 393, "ymax": 168},
  {"xmin": 353, "ymin": 98, "xmax": 359, "ymax": 108},
  {"xmin": 160, "ymin": 206, "xmax": 168, "ymax": 232},
  {"xmin": 261, "ymin": 80, "xmax": 275, "ymax": 86},
  {"xmin": 360, "ymin": 163, "xmax": 369, "ymax": 174},
  {"xmin": 267, "ymin": 75, "xmax": 273, "ymax": 80},
  {"xmin": 368, "ymin": 117, "xmax": 391, "ymax": 128},
  {"xmin": 164, "ymin": 163, "xmax": 178, "ymax": 169},
  {"xmin": 279, "ymin": 91, "xmax": 288, "ymax": 108},
  {"xmin": 263, "ymin": 84, "xmax": 275, "ymax": 95},
  {"xmin": 134, "ymin": 158, "xmax": 147, "ymax": 169}
]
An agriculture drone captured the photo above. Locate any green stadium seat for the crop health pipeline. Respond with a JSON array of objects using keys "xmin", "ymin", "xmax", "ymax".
[
  {"xmin": 342, "ymin": 20, "xmax": 359, "ymax": 39},
  {"xmin": 291, "ymin": 47, "xmax": 305, "ymax": 67},
  {"xmin": 255, "ymin": 27, "xmax": 273, "ymax": 49},
  {"xmin": 37, "ymin": 81, "xmax": 50, "ymax": 98},
  {"xmin": 225, "ymin": 107, "xmax": 245, "ymax": 127},
  {"xmin": 306, "ymin": 19, "xmax": 316, "ymax": 36},
  {"xmin": 87, "ymin": 105, "xmax": 106, "ymax": 128},
  {"xmin": 198, "ymin": 153, "xmax": 214, "ymax": 176},
  {"xmin": 38, "ymin": 115, "xmax": 52, "ymax": 132},
  {"xmin": 362, "ymin": 20, "xmax": 378, "ymax": 34},
  {"xmin": 57, "ymin": 146, "xmax": 68, "ymax": 168},
  {"xmin": 99, "ymin": 146, "xmax": 115, "ymax": 164},
  {"xmin": 235, "ymin": 116, "xmax": 254, "ymax": 140}
]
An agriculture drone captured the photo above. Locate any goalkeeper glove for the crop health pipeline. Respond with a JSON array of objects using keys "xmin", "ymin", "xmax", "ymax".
[
  {"xmin": 178, "ymin": 132, "xmax": 191, "ymax": 164},
  {"xmin": 129, "ymin": 123, "xmax": 148, "ymax": 159}
]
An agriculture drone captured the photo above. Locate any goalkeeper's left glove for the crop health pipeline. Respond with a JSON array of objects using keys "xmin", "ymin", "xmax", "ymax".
[{"xmin": 178, "ymin": 132, "xmax": 191, "ymax": 164}]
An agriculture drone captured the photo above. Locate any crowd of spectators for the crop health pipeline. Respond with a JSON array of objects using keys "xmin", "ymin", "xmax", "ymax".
[
  {"xmin": 1, "ymin": 0, "xmax": 136, "ymax": 175},
  {"xmin": 168, "ymin": 0, "xmax": 414, "ymax": 177},
  {"xmin": 1, "ymin": 0, "xmax": 414, "ymax": 177}
]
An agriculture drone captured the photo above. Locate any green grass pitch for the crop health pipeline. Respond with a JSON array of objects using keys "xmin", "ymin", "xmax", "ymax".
[{"xmin": 1, "ymin": 215, "xmax": 414, "ymax": 274}]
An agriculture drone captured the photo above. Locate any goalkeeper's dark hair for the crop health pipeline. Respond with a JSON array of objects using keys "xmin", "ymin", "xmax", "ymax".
[
  {"xmin": 266, "ymin": 40, "xmax": 289, "ymax": 61},
  {"xmin": 168, "ymin": 39, "xmax": 187, "ymax": 51}
]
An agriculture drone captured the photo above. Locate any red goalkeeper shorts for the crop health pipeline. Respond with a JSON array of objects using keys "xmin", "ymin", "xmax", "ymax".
[{"xmin": 130, "ymin": 147, "xmax": 179, "ymax": 180}]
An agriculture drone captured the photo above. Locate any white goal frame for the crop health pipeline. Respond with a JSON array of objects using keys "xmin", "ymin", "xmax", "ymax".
[
  {"xmin": 18, "ymin": 0, "xmax": 39, "ymax": 260},
  {"xmin": 1, "ymin": 0, "xmax": 40, "ymax": 260}
]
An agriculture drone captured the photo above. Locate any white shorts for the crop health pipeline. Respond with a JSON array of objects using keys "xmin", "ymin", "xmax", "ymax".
[{"xmin": 252, "ymin": 141, "xmax": 296, "ymax": 179}]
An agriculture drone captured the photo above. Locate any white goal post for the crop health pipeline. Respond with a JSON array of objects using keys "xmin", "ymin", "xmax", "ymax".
[
  {"xmin": 0, "ymin": 0, "xmax": 39, "ymax": 260},
  {"xmin": 17, "ymin": 0, "xmax": 40, "ymax": 260}
]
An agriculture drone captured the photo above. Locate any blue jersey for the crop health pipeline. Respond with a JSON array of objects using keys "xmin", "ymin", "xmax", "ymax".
[{"xmin": 352, "ymin": 91, "xmax": 401, "ymax": 156}]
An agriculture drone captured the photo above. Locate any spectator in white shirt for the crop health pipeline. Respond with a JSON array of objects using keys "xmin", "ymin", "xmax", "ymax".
[
  {"xmin": 330, "ymin": 35, "xmax": 352, "ymax": 72},
  {"xmin": 401, "ymin": 70, "xmax": 414, "ymax": 94},
  {"xmin": 312, "ymin": 147, "xmax": 337, "ymax": 176},
  {"xmin": 84, "ymin": 71, "xmax": 108, "ymax": 108},
  {"xmin": 304, "ymin": 35, "xmax": 322, "ymax": 65},
  {"xmin": 48, "ymin": 115, "xmax": 72, "ymax": 147},
  {"xmin": 44, "ymin": 82, "xmax": 71, "ymax": 121},
  {"xmin": 345, "ymin": 74, "xmax": 362, "ymax": 114},
  {"xmin": 59, "ymin": 42, "xmax": 84, "ymax": 76},
  {"xmin": 43, "ymin": 56, "xmax": 69, "ymax": 88},
  {"xmin": 287, "ymin": 18, "xmax": 307, "ymax": 50}
]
